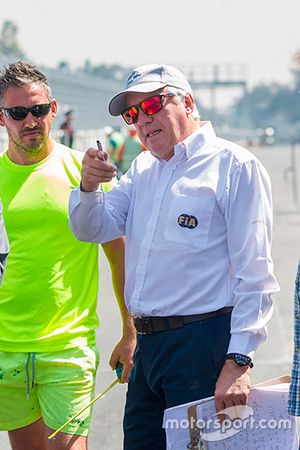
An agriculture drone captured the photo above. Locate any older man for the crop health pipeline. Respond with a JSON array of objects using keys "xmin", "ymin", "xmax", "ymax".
[
  {"xmin": 69, "ymin": 64, "xmax": 279, "ymax": 450},
  {"xmin": 0, "ymin": 61, "xmax": 135, "ymax": 450}
]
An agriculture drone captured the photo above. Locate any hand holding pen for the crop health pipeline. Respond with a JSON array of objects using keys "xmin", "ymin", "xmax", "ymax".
[
  {"xmin": 80, "ymin": 139, "xmax": 117, "ymax": 192},
  {"xmin": 96, "ymin": 139, "xmax": 108, "ymax": 161}
]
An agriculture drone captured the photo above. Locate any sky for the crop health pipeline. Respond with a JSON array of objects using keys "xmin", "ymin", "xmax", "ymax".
[{"xmin": 0, "ymin": 0, "xmax": 299, "ymax": 88}]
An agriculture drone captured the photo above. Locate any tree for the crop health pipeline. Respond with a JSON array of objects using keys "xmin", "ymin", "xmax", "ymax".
[
  {"xmin": 57, "ymin": 61, "xmax": 70, "ymax": 71},
  {"xmin": 291, "ymin": 49, "xmax": 300, "ymax": 91},
  {"xmin": 0, "ymin": 20, "xmax": 25, "ymax": 59},
  {"xmin": 82, "ymin": 61, "xmax": 130, "ymax": 81}
]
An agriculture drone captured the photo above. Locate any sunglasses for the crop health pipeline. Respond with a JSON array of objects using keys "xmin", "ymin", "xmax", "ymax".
[
  {"xmin": 2, "ymin": 103, "xmax": 52, "ymax": 121},
  {"xmin": 121, "ymin": 93, "xmax": 176, "ymax": 125}
]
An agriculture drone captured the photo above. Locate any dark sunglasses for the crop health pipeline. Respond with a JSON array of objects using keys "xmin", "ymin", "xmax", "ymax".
[
  {"xmin": 2, "ymin": 103, "xmax": 52, "ymax": 121},
  {"xmin": 121, "ymin": 93, "xmax": 176, "ymax": 125}
]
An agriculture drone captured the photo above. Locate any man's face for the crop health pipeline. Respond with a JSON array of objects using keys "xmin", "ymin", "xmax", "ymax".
[
  {"xmin": 125, "ymin": 89, "xmax": 195, "ymax": 161},
  {"xmin": 0, "ymin": 83, "xmax": 57, "ymax": 155}
]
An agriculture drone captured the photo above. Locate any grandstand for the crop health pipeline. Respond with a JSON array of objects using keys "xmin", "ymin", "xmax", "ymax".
[
  {"xmin": 0, "ymin": 56, "xmax": 125, "ymax": 131},
  {"xmin": 42, "ymin": 66, "xmax": 124, "ymax": 130},
  {"xmin": 0, "ymin": 57, "xmax": 250, "ymax": 151}
]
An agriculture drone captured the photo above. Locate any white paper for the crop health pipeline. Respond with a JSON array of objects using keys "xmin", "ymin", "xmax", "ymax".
[{"xmin": 163, "ymin": 380, "xmax": 299, "ymax": 450}]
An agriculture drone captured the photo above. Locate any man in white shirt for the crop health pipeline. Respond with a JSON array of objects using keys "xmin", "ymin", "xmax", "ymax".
[
  {"xmin": 69, "ymin": 64, "xmax": 279, "ymax": 450},
  {"xmin": 0, "ymin": 201, "xmax": 9, "ymax": 286}
]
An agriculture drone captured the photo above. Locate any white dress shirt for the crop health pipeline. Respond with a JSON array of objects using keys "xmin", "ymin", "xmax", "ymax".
[{"xmin": 69, "ymin": 122, "xmax": 279, "ymax": 356}]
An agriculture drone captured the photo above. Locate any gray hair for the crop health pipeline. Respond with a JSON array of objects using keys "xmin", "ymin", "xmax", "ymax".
[
  {"xmin": 165, "ymin": 86, "xmax": 200, "ymax": 121},
  {"xmin": 0, "ymin": 61, "xmax": 52, "ymax": 105}
]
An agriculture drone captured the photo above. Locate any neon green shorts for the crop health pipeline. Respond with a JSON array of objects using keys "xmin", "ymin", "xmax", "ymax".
[{"xmin": 0, "ymin": 345, "xmax": 99, "ymax": 436}]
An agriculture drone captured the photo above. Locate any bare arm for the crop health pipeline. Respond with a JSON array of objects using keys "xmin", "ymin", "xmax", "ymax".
[{"xmin": 102, "ymin": 237, "xmax": 136, "ymax": 382}]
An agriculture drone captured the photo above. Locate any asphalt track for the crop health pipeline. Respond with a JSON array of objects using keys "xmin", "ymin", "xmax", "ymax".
[{"xmin": 0, "ymin": 144, "xmax": 299, "ymax": 449}]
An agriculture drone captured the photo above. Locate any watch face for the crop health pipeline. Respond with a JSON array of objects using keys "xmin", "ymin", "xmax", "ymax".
[
  {"xmin": 227, "ymin": 353, "xmax": 253, "ymax": 367},
  {"xmin": 236, "ymin": 354, "xmax": 248, "ymax": 365}
]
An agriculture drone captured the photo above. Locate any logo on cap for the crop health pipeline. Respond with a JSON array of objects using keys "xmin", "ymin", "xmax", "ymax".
[
  {"xmin": 126, "ymin": 70, "xmax": 142, "ymax": 86},
  {"xmin": 178, "ymin": 214, "xmax": 198, "ymax": 229}
]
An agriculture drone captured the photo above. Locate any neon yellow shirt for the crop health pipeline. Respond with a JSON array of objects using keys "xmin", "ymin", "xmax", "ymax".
[{"xmin": 0, "ymin": 143, "xmax": 108, "ymax": 352}]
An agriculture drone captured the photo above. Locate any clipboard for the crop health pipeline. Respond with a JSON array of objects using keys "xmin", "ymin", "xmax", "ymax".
[
  {"xmin": 187, "ymin": 403, "xmax": 208, "ymax": 449},
  {"xmin": 163, "ymin": 375, "xmax": 298, "ymax": 450},
  {"xmin": 252, "ymin": 374, "xmax": 290, "ymax": 387}
]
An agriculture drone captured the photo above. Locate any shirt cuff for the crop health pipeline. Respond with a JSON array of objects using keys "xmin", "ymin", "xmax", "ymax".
[
  {"xmin": 77, "ymin": 185, "xmax": 104, "ymax": 204},
  {"xmin": 227, "ymin": 332, "xmax": 263, "ymax": 359}
]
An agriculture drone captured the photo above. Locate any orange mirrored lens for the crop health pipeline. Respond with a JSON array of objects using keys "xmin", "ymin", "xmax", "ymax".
[
  {"xmin": 122, "ymin": 95, "xmax": 164, "ymax": 124},
  {"xmin": 122, "ymin": 106, "xmax": 138, "ymax": 124},
  {"xmin": 140, "ymin": 96, "xmax": 163, "ymax": 116}
]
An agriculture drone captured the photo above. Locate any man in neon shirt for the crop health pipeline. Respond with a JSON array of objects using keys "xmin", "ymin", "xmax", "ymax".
[{"xmin": 0, "ymin": 61, "xmax": 136, "ymax": 450}]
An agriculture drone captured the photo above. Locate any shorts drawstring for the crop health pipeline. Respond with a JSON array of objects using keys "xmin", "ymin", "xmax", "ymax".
[
  {"xmin": 25, "ymin": 352, "xmax": 36, "ymax": 400},
  {"xmin": 25, "ymin": 353, "xmax": 30, "ymax": 400},
  {"xmin": 31, "ymin": 353, "xmax": 35, "ymax": 388}
]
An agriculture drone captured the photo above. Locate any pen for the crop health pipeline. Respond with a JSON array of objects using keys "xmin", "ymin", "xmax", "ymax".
[{"xmin": 96, "ymin": 139, "xmax": 108, "ymax": 161}]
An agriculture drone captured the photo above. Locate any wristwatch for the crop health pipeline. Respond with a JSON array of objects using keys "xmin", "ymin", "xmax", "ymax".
[{"xmin": 226, "ymin": 353, "xmax": 253, "ymax": 368}]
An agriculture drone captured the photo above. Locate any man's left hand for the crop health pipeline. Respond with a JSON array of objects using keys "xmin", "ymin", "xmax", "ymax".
[
  {"xmin": 214, "ymin": 359, "xmax": 251, "ymax": 422},
  {"xmin": 109, "ymin": 333, "xmax": 136, "ymax": 383}
]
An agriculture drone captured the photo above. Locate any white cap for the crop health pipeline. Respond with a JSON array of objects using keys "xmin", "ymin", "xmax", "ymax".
[{"xmin": 108, "ymin": 64, "xmax": 192, "ymax": 116}]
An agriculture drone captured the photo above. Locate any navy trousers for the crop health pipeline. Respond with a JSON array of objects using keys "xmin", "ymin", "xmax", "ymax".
[{"xmin": 123, "ymin": 311, "xmax": 231, "ymax": 450}]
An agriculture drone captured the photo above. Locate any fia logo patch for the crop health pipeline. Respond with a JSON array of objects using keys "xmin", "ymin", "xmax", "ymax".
[
  {"xmin": 126, "ymin": 70, "xmax": 141, "ymax": 86},
  {"xmin": 178, "ymin": 214, "xmax": 198, "ymax": 229}
]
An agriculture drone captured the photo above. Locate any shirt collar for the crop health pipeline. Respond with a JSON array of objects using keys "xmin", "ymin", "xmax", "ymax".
[{"xmin": 174, "ymin": 121, "xmax": 216, "ymax": 159}]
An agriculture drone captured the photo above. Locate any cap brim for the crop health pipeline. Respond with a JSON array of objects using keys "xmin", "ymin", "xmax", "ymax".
[{"xmin": 108, "ymin": 81, "xmax": 167, "ymax": 116}]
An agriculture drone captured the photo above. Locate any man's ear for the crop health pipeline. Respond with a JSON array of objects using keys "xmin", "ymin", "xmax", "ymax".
[
  {"xmin": 184, "ymin": 93, "xmax": 195, "ymax": 115},
  {"xmin": 51, "ymin": 99, "xmax": 58, "ymax": 119}
]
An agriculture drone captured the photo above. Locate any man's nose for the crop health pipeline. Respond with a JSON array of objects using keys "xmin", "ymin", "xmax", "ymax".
[
  {"xmin": 137, "ymin": 109, "xmax": 153, "ymax": 126},
  {"xmin": 23, "ymin": 113, "xmax": 38, "ymax": 127}
]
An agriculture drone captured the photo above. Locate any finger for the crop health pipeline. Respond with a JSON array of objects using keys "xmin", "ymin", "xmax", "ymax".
[
  {"xmin": 85, "ymin": 147, "xmax": 102, "ymax": 159},
  {"xmin": 80, "ymin": 175, "xmax": 114, "ymax": 192},
  {"xmin": 216, "ymin": 395, "xmax": 237, "ymax": 421},
  {"xmin": 215, "ymin": 395, "xmax": 225, "ymax": 413},
  {"xmin": 84, "ymin": 158, "xmax": 116, "ymax": 172},
  {"xmin": 232, "ymin": 404, "xmax": 242, "ymax": 421},
  {"xmin": 120, "ymin": 361, "xmax": 132, "ymax": 383},
  {"xmin": 109, "ymin": 353, "xmax": 117, "ymax": 370},
  {"xmin": 238, "ymin": 392, "xmax": 249, "ymax": 405},
  {"xmin": 84, "ymin": 146, "xmax": 111, "ymax": 160},
  {"xmin": 215, "ymin": 397, "xmax": 226, "ymax": 424},
  {"xmin": 89, "ymin": 165, "xmax": 117, "ymax": 178},
  {"xmin": 83, "ymin": 166, "xmax": 115, "ymax": 178},
  {"xmin": 217, "ymin": 413, "xmax": 225, "ymax": 425},
  {"xmin": 217, "ymin": 389, "xmax": 249, "ymax": 423},
  {"xmin": 109, "ymin": 360, "xmax": 128, "ymax": 384},
  {"xmin": 82, "ymin": 173, "xmax": 109, "ymax": 185},
  {"xmin": 219, "ymin": 401, "xmax": 244, "ymax": 432},
  {"xmin": 96, "ymin": 150, "xmax": 108, "ymax": 161}
]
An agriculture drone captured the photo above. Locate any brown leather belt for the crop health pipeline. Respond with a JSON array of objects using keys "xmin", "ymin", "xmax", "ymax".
[{"xmin": 133, "ymin": 306, "xmax": 233, "ymax": 335}]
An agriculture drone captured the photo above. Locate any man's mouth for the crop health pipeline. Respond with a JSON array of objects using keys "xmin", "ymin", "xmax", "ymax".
[
  {"xmin": 22, "ymin": 129, "xmax": 41, "ymax": 136},
  {"xmin": 147, "ymin": 129, "xmax": 161, "ymax": 138}
]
